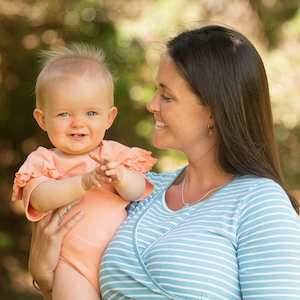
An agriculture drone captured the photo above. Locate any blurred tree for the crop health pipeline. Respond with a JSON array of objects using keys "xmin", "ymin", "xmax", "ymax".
[
  {"xmin": 0, "ymin": 0, "xmax": 299, "ymax": 299},
  {"xmin": 250, "ymin": 0, "xmax": 300, "ymax": 47}
]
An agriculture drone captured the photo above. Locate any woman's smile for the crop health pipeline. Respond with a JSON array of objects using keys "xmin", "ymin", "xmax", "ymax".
[{"xmin": 155, "ymin": 120, "xmax": 167, "ymax": 129}]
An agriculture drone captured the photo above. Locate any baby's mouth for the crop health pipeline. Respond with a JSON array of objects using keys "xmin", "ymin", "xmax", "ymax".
[{"xmin": 69, "ymin": 133, "xmax": 86, "ymax": 138}]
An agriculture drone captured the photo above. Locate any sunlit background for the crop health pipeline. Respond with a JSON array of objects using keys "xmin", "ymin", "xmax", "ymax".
[{"xmin": 1, "ymin": 0, "xmax": 300, "ymax": 298}]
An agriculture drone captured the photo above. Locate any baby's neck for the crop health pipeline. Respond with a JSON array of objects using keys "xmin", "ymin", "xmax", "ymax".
[{"xmin": 53, "ymin": 148, "xmax": 91, "ymax": 159}]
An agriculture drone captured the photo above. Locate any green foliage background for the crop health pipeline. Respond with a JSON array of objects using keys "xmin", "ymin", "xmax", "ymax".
[{"xmin": 0, "ymin": 1, "xmax": 299, "ymax": 298}]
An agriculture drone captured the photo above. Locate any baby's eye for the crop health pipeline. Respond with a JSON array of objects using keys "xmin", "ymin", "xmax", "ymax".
[
  {"xmin": 57, "ymin": 112, "xmax": 70, "ymax": 118},
  {"xmin": 86, "ymin": 111, "xmax": 98, "ymax": 116}
]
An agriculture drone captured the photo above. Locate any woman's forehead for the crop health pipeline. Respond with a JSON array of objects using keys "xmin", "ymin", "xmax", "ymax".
[{"xmin": 156, "ymin": 55, "xmax": 192, "ymax": 93}]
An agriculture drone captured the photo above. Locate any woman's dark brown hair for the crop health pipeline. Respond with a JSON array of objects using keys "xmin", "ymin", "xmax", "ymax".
[{"xmin": 167, "ymin": 25, "xmax": 299, "ymax": 213}]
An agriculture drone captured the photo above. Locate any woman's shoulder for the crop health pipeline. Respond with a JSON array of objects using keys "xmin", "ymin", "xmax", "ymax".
[
  {"xmin": 235, "ymin": 175, "xmax": 298, "ymax": 219},
  {"xmin": 236, "ymin": 175, "xmax": 288, "ymax": 199}
]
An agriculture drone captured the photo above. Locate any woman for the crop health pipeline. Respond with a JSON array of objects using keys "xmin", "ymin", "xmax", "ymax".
[{"xmin": 29, "ymin": 25, "xmax": 300, "ymax": 299}]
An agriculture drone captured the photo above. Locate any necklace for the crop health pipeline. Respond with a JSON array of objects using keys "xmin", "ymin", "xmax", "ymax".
[{"xmin": 180, "ymin": 175, "xmax": 226, "ymax": 207}]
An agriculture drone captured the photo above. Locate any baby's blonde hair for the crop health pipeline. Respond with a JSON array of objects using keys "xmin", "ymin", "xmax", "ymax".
[{"xmin": 35, "ymin": 43, "xmax": 114, "ymax": 107}]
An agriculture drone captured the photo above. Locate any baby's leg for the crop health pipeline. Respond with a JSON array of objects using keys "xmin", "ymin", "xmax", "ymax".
[{"xmin": 53, "ymin": 260, "xmax": 99, "ymax": 300}]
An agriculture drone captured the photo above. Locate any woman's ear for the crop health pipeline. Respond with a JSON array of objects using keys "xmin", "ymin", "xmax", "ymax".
[
  {"xmin": 208, "ymin": 113, "xmax": 215, "ymax": 126},
  {"xmin": 33, "ymin": 108, "xmax": 47, "ymax": 131},
  {"xmin": 105, "ymin": 106, "xmax": 118, "ymax": 129}
]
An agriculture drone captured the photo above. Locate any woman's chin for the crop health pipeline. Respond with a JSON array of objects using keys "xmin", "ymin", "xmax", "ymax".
[{"xmin": 152, "ymin": 138, "xmax": 169, "ymax": 150}]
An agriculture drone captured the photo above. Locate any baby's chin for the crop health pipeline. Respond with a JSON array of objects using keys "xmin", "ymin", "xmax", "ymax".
[{"xmin": 54, "ymin": 145, "xmax": 101, "ymax": 156}]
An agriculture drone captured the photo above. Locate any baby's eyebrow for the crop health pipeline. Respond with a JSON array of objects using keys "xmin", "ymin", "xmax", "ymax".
[{"xmin": 86, "ymin": 107, "xmax": 104, "ymax": 111}]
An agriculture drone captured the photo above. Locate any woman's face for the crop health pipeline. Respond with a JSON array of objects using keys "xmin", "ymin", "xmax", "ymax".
[{"xmin": 147, "ymin": 55, "xmax": 215, "ymax": 155}]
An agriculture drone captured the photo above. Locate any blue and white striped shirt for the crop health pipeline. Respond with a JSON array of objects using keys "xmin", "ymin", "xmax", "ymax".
[{"xmin": 100, "ymin": 169, "xmax": 300, "ymax": 299}]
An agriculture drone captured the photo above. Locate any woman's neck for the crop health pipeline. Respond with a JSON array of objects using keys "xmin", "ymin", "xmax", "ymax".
[
  {"xmin": 183, "ymin": 145, "xmax": 233, "ymax": 189},
  {"xmin": 184, "ymin": 162, "xmax": 232, "ymax": 189}
]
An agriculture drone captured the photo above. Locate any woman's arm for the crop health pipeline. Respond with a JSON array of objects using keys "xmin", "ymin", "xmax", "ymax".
[
  {"xmin": 238, "ymin": 180, "xmax": 300, "ymax": 298},
  {"xmin": 29, "ymin": 202, "xmax": 83, "ymax": 299}
]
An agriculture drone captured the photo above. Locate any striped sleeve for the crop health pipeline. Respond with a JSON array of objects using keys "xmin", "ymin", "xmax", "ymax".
[
  {"xmin": 127, "ymin": 171, "xmax": 177, "ymax": 216},
  {"xmin": 237, "ymin": 179, "xmax": 300, "ymax": 299},
  {"xmin": 127, "ymin": 171, "xmax": 157, "ymax": 216}
]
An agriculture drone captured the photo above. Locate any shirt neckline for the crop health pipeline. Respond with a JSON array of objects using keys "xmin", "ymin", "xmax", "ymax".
[{"xmin": 161, "ymin": 168, "xmax": 240, "ymax": 213}]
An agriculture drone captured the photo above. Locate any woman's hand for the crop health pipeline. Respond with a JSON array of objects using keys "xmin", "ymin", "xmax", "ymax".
[{"xmin": 29, "ymin": 202, "xmax": 83, "ymax": 299}]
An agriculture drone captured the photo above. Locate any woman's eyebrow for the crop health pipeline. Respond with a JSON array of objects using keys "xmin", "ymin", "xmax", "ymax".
[{"xmin": 159, "ymin": 83, "xmax": 172, "ymax": 92}]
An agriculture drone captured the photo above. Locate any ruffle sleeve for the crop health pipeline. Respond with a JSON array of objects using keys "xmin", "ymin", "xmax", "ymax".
[
  {"xmin": 119, "ymin": 147, "xmax": 157, "ymax": 173},
  {"xmin": 99, "ymin": 141, "xmax": 157, "ymax": 173},
  {"xmin": 11, "ymin": 147, "xmax": 61, "ymax": 221},
  {"xmin": 99, "ymin": 141, "xmax": 157, "ymax": 200}
]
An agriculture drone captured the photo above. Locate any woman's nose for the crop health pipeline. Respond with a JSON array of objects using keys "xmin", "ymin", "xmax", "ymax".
[{"xmin": 147, "ymin": 92, "xmax": 160, "ymax": 113}]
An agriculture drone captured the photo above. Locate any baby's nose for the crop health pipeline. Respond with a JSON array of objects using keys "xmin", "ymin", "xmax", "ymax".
[{"xmin": 71, "ymin": 116, "xmax": 85, "ymax": 127}]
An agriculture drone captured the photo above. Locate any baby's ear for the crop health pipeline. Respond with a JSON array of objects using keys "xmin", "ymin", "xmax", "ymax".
[
  {"xmin": 33, "ymin": 108, "xmax": 46, "ymax": 131},
  {"xmin": 106, "ymin": 106, "xmax": 118, "ymax": 129}
]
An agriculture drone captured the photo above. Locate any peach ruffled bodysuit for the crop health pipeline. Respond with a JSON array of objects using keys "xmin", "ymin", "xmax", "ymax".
[{"xmin": 12, "ymin": 140, "xmax": 156, "ymax": 293}]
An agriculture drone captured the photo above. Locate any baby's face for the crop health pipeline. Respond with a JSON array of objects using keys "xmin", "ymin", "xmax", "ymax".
[{"xmin": 36, "ymin": 76, "xmax": 117, "ymax": 155}]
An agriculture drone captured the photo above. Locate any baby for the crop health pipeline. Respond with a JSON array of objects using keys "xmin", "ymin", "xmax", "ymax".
[{"xmin": 12, "ymin": 44, "xmax": 156, "ymax": 299}]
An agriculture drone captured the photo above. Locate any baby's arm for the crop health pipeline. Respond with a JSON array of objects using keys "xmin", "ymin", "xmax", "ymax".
[
  {"xmin": 30, "ymin": 176, "xmax": 86, "ymax": 212},
  {"xmin": 90, "ymin": 155, "xmax": 146, "ymax": 202},
  {"xmin": 31, "ymin": 154, "xmax": 148, "ymax": 213},
  {"xmin": 106, "ymin": 162, "xmax": 146, "ymax": 201}
]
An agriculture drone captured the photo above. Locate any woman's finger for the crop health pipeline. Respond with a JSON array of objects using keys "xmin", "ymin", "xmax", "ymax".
[
  {"xmin": 48, "ymin": 201, "xmax": 80, "ymax": 232},
  {"xmin": 37, "ymin": 212, "xmax": 52, "ymax": 228},
  {"xmin": 57, "ymin": 210, "xmax": 84, "ymax": 238}
]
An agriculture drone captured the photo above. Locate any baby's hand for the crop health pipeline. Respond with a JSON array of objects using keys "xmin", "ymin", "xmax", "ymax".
[
  {"xmin": 98, "ymin": 156, "xmax": 125, "ymax": 185},
  {"xmin": 81, "ymin": 154, "xmax": 125, "ymax": 191}
]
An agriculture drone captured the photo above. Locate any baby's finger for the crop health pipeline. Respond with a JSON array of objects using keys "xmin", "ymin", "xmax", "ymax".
[
  {"xmin": 90, "ymin": 175, "xmax": 103, "ymax": 187},
  {"xmin": 100, "ymin": 154, "xmax": 111, "ymax": 162},
  {"xmin": 97, "ymin": 159, "xmax": 111, "ymax": 171},
  {"xmin": 94, "ymin": 172, "xmax": 111, "ymax": 183},
  {"xmin": 95, "ymin": 165, "xmax": 106, "ymax": 175},
  {"xmin": 105, "ymin": 161, "xmax": 120, "ymax": 170},
  {"xmin": 89, "ymin": 153, "xmax": 102, "ymax": 164},
  {"xmin": 105, "ymin": 169, "xmax": 117, "ymax": 177},
  {"xmin": 96, "ymin": 172, "xmax": 113, "ymax": 184}
]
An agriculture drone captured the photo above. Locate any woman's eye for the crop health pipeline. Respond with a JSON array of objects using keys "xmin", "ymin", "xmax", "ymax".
[
  {"xmin": 86, "ymin": 111, "xmax": 98, "ymax": 116},
  {"xmin": 161, "ymin": 94, "xmax": 172, "ymax": 102},
  {"xmin": 57, "ymin": 112, "xmax": 69, "ymax": 118}
]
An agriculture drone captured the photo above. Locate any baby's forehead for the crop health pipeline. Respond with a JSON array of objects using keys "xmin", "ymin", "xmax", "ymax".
[
  {"xmin": 37, "ymin": 57, "xmax": 114, "ymax": 107},
  {"xmin": 40, "ymin": 76, "xmax": 113, "ymax": 110},
  {"xmin": 43, "ymin": 57, "xmax": 112, "ymax": 83}
]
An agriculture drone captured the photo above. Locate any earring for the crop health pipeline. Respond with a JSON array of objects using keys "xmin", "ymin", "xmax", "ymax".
[{"xmin": 207, "ymin": 124, "xmax": 214, "ymax": 135}]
